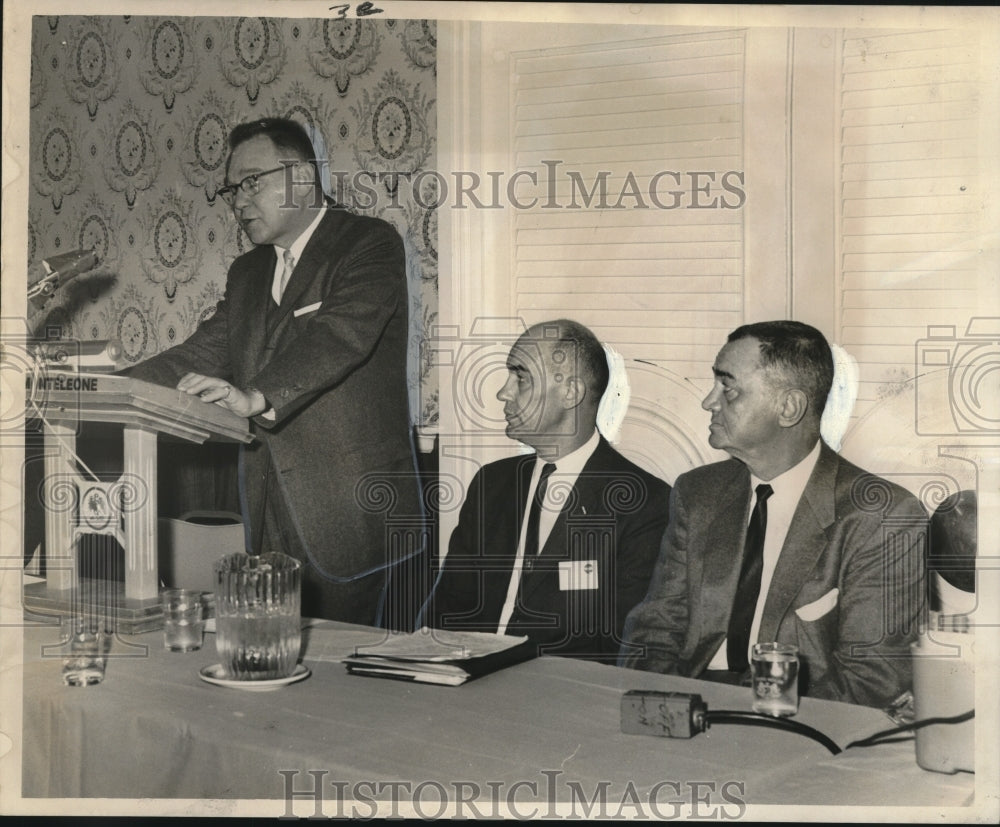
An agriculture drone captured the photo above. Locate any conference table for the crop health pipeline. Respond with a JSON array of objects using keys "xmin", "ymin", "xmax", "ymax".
[{"xmin": 20, "ymin": 619, "xmax": 977, "ymax": 817}]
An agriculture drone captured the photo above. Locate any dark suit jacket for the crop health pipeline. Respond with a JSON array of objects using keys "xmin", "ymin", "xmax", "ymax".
[
  {"xmin": 619, "ymin": 441, "xmax": 927, "ymax": 707},
  {"xmin": 126, "ymin": 207, "xmax": 421, "ymax": 622},
  {"xmin": 428, "ymin": 437, "xmax": 670, "ymax": 663}
]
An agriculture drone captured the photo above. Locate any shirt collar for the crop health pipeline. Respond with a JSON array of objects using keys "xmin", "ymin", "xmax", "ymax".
[
  {"xmin": 276, "ymin": 206, "xmax": 326, "ymax": 264},
  {"xmin": 750, "ymin": 440, "xmax": 822, "ymax": 501},
  {"xmin": 539, "ymin": 429, "xmax": 600, "ymax": 476}
]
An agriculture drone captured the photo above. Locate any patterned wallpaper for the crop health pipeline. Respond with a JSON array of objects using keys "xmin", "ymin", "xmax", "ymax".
[{"xmin": 28, "ymin": 15, "xmax": 438, "ymax": 426}]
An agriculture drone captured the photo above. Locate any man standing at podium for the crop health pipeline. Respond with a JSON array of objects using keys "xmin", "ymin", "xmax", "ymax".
[{"xmin": 125, "ymin": 118, "xmax": 419, "ymax": 625}]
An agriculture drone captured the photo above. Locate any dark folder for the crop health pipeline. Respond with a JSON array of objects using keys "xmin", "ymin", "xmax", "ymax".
[{"xmin": 344, "ymin": 627, "xmax": 537, "ymax": 686}]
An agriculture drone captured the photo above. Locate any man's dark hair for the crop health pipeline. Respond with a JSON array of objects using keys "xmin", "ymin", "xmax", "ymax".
[
  {"xmin": 728, "ymin": 320, "xmax": 834, "ymax": 417},
  {"xmin": 227, "ymin": 118, "xmax": 319, "ymax": 180},
  {"xmin": 533, "ymin": 318, "xmax": 611, "ymax": 402}
]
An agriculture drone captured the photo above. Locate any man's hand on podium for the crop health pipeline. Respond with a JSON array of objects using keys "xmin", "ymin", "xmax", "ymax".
[{"xmin": 177, "ymin": 372, "xmax": 267, "ymax": 418}]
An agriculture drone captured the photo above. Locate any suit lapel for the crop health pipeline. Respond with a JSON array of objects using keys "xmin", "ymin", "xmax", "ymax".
[
  {"xmin": 509, "ymin": 454, "xmax": 537, "ymax": 532},
  {"xmin": 513, "ymin": 455, "xmax": 535, "ymax": 551},
  {"xmin": 757, "ymin": 444, "xmax": 838, "ymax": 641},
  {"xmin": 235, "ymin": 248, "xmax": 277, "ymax": 375},
  {"xmin": 519, "ymin": 439, "xmax": 609, "ymax": 604},
  {"xmin": 487, "ymin": 457, "xmax": 535, "ymax": 620},
  {"xmin": 691, "ymin": 464, "xmax": 751, "ymax": 662},
  {"xmin": 268, "ymin": 208, "xmax": 341, "ymax": 331}
]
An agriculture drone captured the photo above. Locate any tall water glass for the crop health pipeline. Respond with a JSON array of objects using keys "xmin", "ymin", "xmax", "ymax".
[
  {"xmin": 751, "ymin": 642, "xmax": 800, "ymax": 717},
  {"xmin": 161, "ymin": 589, "xmax": 204, "ymax": 652},
  {"xmin": 61, "ymin": 614, "xmax": 111, "ymax": 686},
  {"xmin": 214, "ymin": 552, "xmax": 301, "ymax": 680}
]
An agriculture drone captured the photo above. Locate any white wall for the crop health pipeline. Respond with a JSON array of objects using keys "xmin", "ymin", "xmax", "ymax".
[{"xmin": 434, "ymin": 14, "xmax": 999, "ymax": 555}]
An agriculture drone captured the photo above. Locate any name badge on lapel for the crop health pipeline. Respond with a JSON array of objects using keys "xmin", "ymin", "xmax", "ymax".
[{"xmin": 559, "ymin": 560, "xmax": 598, "ymax": 591}]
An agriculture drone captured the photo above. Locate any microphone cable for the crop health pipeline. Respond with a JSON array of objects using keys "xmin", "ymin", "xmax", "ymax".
[
  {"xmin": 844, "ymin": 709, "xmax": 974, "ymax": 750},
  {"xmin": 704, "ymin": 710, "xmax": 842, "ymax": 755}
]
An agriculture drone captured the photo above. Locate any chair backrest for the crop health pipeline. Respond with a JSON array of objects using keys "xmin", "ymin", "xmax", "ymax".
[{"xmin": 158, "ymin": 512, "xmax": 246, "ymax": 592}]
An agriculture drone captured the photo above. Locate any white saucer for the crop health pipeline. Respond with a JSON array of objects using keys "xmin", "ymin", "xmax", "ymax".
[{"xmin": 198, "ymin": 663, "xmax": 310, "ymax": 691}]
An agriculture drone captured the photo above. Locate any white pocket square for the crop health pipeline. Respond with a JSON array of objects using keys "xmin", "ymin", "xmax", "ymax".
[
  {"xmin": 795, "ymin": 588, "xmax": 839, "ymax": 622},
  {"xmin": 293, "ymin": 301, "xmax": 322, "ymax": 317}
]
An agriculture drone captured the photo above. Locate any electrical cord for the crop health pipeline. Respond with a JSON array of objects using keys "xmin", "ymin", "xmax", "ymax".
[
  {"xmin": 844, "ymin": 709, "xmax": 974, "ymax": 750},
  {"xmin": 621, "ymin": 691, "xmax": 973, "ymax": 758},
  {"xmin": 704, "ymin": 708, "xmax": 974, "ymax": 755},
  {"xmin": 704, "ymin": 710, "xmax": 843, "ymax": 755}
]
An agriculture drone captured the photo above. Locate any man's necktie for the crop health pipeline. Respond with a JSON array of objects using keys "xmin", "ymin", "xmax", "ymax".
[
  {"xmin": 274, "ymin": 249, "xmax": 296, "ymax": 304},
  {"xmin": 524, "ymin": 463, "xmax": 557, "ymax": 558},
  {"xmin": 727, "ymin": 483, "xmax": 774, "ymax": 672}
]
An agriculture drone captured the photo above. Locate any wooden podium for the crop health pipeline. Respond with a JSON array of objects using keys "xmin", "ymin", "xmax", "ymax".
[{"xmin": 24, "ymin": 372, "xmax": 252, "ymax": 632}]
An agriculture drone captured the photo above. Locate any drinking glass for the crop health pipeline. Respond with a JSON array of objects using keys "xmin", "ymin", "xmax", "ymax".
[
  {"xmin": 61, "ymin": 615, "xmax": 110, "ymax": 686},
  {"xmin": 750, "ymin": 642, "xmax": 799, "ymax": 716},
  {"xmin": 161, "ymin": 589, "xmax": 205, "ymax": 652}
]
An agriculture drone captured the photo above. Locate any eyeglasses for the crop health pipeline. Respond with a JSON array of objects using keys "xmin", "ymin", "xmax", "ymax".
[{"xmin": 216, "ymin": 165, "xmax": 291, "ymax": 206}]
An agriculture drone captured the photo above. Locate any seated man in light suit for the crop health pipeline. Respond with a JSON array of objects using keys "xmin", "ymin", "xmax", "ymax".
[
  {"xmin": 620, "ymin": 321, "xmax": 927, "ymax": 707},
  {"xmin": 427, "ymin": 320, "xmax": 670, "ymax": 663}
]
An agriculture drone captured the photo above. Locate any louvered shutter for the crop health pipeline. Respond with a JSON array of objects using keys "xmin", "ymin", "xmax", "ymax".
[
  {"xmin": 510, "ymin": 30, "xmax": 746, "ymax": 381},
  {"xmin": 838, "ymin": 28, "xmax": 985, "ymax": 419}
]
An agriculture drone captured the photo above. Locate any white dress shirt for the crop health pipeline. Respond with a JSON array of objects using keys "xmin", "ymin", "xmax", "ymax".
[
  {"xmin": 496, "ymin": 429, "xmax": 601, "ymax": 634},
  {"xmin": 259, "ymin": 206, "xmax": 328, "ymax": 420},
  {"xmin": 708, "ymin": 440, "xmax": 822, "ymax": 670},
  {"xmin": 271, "ymin": 206, "xmax": 327, "ymax": 304}
]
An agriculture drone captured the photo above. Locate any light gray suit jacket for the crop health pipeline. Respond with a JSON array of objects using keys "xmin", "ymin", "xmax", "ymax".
[{"xmin": 619, "ymin": 442, "xmax": 927, "ymax": 707}]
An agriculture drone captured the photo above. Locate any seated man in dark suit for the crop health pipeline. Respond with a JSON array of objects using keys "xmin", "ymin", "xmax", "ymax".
[
  {"xmin": 426, "ymin": 319, "xmax": 670, "ymax": 663},
  {"xmin": 620, "ymin": 320, "xmax": 927, "ymax": 708}
]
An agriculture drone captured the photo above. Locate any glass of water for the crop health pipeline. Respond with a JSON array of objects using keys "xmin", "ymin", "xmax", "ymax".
[
  {"xmin": 61, "ymin": 615, "xmax": 111, "ymax": 686},
  {"xmin": 161, "ymin": 589, "xmax": 205, "ymax": 652},
  {"xmin": 751, "ymin": 642, "xmax": 799, "ymax": 717}
]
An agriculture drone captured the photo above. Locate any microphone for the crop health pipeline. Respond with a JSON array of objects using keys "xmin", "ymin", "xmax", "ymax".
[{"xmin": 28, "ymin": 248, "xmax": 100, "ymax": 307}]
